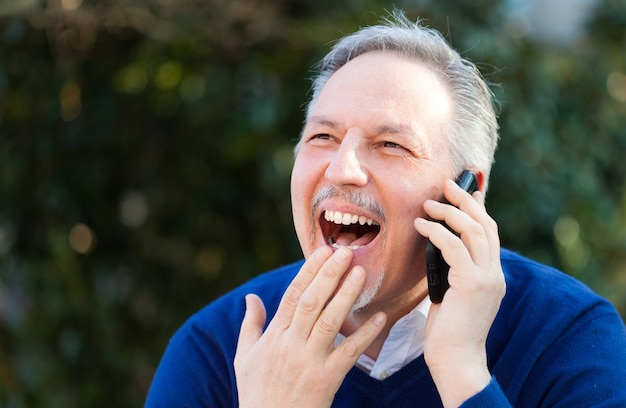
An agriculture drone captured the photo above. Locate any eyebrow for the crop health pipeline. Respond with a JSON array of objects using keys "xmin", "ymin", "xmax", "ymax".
[
  {"xmin": 306, "ymin": 116, "xmax": 341, "ymax": 130},
  {"xmin": 307, "ymin": 115, "xmax": 420, "ymax": 138},
  {"xmin": 375, "ymin": 123, "xmax": 416, "ymax": 136}
]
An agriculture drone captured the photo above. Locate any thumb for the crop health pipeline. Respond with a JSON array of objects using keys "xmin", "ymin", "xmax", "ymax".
[{"xmin": 236, "ymin": 294, "xmax": 267, "ymax": 355}]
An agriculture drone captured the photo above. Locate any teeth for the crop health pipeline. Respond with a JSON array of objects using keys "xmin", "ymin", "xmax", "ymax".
[
  {"xmin": 324, "ymin": 210, "xmax": 378, "ymax": 227},
  {"xmin": 341, "ymin": 213, "xmax": 351, "ymax": 225},
  {"xmin": 331, "ymin": 242, "xmax": 363, "ymax": 250},
  {"xmin": 328, "ymin": 236, "xmax": 364, "ymax": 250},
  {"xmin": 333, "ymin": 212, "xmax": 342, "ymax": 224}
]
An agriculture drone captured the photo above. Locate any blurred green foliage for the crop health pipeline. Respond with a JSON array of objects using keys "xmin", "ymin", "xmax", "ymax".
[{"xmin": 0, "ymin": 0, "xmax": 624, "ymax": 406}]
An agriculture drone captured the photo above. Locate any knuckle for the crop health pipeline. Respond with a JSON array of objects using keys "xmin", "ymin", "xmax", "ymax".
[
  {"xmin": 338, "ymin": 338, "xmax": 359, "ymax": 359},
  {"xmin": 299, "ymin": 291, "xmax": 319, "ymax": 313},
  {"xmin": 487, "ymin": 216, "xmax": 498, "ymax": 233},
  {"xmin": 282, "ymin": 286, "xmax": 303, "ymax": 308},
  {"xmin": 447, "ymin": 234, "xmax": 464, "ymax": 249},
  {"xmin": 476, "ymin": 265, "xmax": 506, "ymax": 293},
  {"xmin": 494, "ymin": 267, "xmax": 506, "ymax": 291},
  {"xmin": 321, "ymin": 263, "xmax": 340, "ymax": 279},
  {"xmin": 470, "ymin": 222, "xmax": 487, "ymax": 237},
  {"xmin": 233, "ymin": 355, "xmax": 243, "ymax": 371},
  {"xmin": 316, "ymin": 313, "xmax": 338, "ymax": 335}
]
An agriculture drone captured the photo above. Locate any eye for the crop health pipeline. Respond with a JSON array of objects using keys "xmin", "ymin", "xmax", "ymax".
[
  {"xmin": 306, "ymin": 133, "xmax": 336, "ymax": 145},
  {"xmin": 378, "ymin": 140, "xmax": 414, "ymax": 158},
  {"xmin": 382, "ymin": 141, "xmax": 407, "ymax": 150}
]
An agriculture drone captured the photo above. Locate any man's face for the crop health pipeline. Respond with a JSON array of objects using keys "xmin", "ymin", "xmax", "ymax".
[{"xmin": 291, "ymin": 51, "xmax": 455, "ymax": 310}]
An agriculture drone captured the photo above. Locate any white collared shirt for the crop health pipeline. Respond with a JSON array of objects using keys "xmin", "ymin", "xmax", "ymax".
[{"xmin": 335, "ymin": 297, "xmax": 432, "ymax": 380}]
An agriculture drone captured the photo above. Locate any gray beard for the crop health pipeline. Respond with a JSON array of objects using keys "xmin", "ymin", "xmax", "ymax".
[{"xmin": 351, "ymin": 269, "xmax": 384, "ymax": 313}]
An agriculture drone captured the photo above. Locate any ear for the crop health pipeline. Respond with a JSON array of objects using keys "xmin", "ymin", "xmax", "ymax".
[{"xmin": 474, "ymin": 171, "xmax": 487, "ymax": 192}]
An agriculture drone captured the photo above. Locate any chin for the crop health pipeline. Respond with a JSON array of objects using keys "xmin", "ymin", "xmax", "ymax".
[{"xmin": 350, "ymin": 268, "xmax": 384, "ymax": 313}]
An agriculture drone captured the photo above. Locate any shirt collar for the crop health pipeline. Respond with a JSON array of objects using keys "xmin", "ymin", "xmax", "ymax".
[{"xmin": 335, "ymin": 296, "xmax": 432, "ymax": 380}]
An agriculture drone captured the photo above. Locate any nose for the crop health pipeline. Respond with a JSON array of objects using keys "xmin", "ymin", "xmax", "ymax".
[{"xmin": 324, "ymin": 134, "xmax": 368, "ymax": 187}]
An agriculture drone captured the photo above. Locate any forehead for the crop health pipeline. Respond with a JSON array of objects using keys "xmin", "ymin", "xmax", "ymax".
[{"xmin": 306, "ymin": 51, "xmax": 452, "ymax": 137}]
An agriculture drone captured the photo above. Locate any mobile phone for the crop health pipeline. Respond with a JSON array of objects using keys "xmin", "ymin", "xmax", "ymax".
[{"xmin": 426, "ymin": 170, "xmax": 478, "ymax": 303}]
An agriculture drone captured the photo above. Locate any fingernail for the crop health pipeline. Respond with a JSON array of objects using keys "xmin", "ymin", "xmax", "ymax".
[
  {"xmin": 373, "ymin": 312, "xmax": 386, "ymax": 326},
  {"xmin": 334, "ymin": 247, "xmax": 351, "ymax": 262},
  {"xmin": 424, "ymin": 199, "xmax": 439, "ymax": 209},
  {"xmin": 349, "ymin": 267, "xmax": 364, "ymax": 282}
]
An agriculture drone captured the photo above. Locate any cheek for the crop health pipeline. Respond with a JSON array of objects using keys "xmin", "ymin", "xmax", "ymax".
[
  {"xmin": 380, "ymin": 179, "xmax": 434, "ymax": 240},
  {"xmin": 386, "ymin": 177, "xmax": 424, "ymax": 214},
  {"xmin": 290, "ymin": 159, "xmax": 311, "ymax": 209},
  {"xmin": 290, "ymin": 157, "xmax": 316, "ymax": 249}
]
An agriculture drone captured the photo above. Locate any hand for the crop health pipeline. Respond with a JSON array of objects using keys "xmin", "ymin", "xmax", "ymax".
[
  {"xmin": 414, "ymin": 179, "xmax": 506, "ymax": 407},
  {"xmin": 234, "ymin": 246, "xmax": 387, "ymax": 408}
]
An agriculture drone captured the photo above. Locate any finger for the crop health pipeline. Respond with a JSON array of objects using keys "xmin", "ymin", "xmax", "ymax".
[
  {"xmin": 328, "ymin": 311, "xmax": 387, "ymax": 373},
  {"xmin": 471, "ymin": 190, "xmax": 501, "ymax": 261},
  {"xmin": 445, "ymin": 181, "xmax": 500, "ymax": 257},
  {"xmin": 269, "ymin": 246, "xmax": 334, "ymax": 331},
  {"xmin": 427, "ymin": 182, "xmax": 494, "ymax": 266},
  {"xmin": 236, "ymin": 294, "xmax": 267, "ymax": 358},
  {"xmin": 307, "ymin": 266, "xmax": 365, "ymax": 350},
  {"xmin": 289, "ymin": 247, "xmax": 353, "ymax": 339},
  {"xmin": 416, "ymin": 213, "xmax": 504, "ymax": 304},
  {"xmin": 419, "ymin": 216, "xmax": 475, "ymax": 273},
  {"xmin": 421, "ymin": 199, "xmax": 490, "ymax": 267}
]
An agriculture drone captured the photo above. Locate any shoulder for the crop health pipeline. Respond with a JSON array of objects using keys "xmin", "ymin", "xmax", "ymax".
[
  {"xmin": 499, "ymin": 248, "xmax": 603, "ymax": 309},
  {"xmin": 145, "ymin": 260, "xmax": 305, "ymax": 407},
  {"xmin": 494, "ymin": 248, "xmax": 624, "ymax": 344},
  {"xmin": 491, "ymin": 249, "xmax": 626, "ymax": 405}
]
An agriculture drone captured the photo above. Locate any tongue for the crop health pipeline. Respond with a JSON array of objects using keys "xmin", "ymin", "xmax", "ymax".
[{"xmin": 334, "ymin": 231, "xmax": 377, "ymax": 247}]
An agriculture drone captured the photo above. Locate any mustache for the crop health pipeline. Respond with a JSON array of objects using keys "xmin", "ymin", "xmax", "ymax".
[{"xmin": 311, "ymin": 186, "xmax": 386, "ymax": 222}]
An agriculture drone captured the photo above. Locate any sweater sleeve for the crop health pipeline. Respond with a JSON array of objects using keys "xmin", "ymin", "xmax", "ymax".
[
  {"xmin": 460, "ymin": 377, "xmax": 512, "ymax": 408},
  {"xmin": 487, "ymin": 251, "xmax": 626, "ymax": 407},
  {"xmin": 144, "ymin": 264, "xmax": 298, "ymax": 408},
  {"xmin": 144, "ymin": 316, "xmax": 240, "ymax": 408},
  {"xmin": 462, "ymin": 301, "xmax": 626, "ymax": 408},
  {"xmin": 517, "ymin": 303, "xmax": 626, "ymax": 407},
  {"xmin": 462, "ymin": 304, "xmax": 626, "ymax": 408}
]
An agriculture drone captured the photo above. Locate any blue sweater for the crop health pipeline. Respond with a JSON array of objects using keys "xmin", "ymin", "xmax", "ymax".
[{"xmin": 146, "ymin": 249, "xmax": 626, "ymax": 407}]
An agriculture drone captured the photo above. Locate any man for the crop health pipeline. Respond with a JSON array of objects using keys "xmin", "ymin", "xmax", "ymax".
[{"xmin": 145, "ymin": 11, "xmax": 626, "ymax": 407}]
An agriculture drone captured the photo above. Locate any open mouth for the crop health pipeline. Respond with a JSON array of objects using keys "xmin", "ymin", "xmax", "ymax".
[{"xmin": 320, "ymin": 210, "xmax": 381, "ymax": 250}]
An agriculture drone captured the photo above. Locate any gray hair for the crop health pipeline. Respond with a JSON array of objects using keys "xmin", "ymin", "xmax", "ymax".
[{"xmin": 302, "ymin": 10, "xmax": 499, "ymax": 190}]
